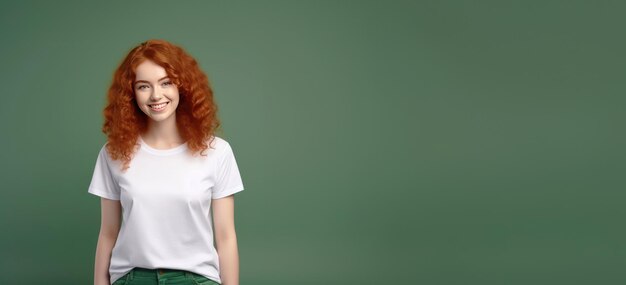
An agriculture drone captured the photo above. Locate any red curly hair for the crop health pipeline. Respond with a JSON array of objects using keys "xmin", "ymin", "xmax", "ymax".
[{"xmin": 102, "ymin": 39, "xmax": 222, "ymax": 171}]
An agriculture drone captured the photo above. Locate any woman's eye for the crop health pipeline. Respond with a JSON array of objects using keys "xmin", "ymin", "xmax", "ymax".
[
  {"xmin": 163, "ymin": 81, "xmax": 172, "ymax": 86},
  {"xmin": 137, "ymin": 85, "xmax": 148, "ymax": 90}
]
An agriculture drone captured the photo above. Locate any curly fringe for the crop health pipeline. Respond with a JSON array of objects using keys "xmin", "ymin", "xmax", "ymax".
[{"xmin": 102, "ymin": 39, "xmax": 222, "ymax": 172}]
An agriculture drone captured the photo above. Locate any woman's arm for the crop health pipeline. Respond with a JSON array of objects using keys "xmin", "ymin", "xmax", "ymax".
[
  {"xmin": 94, "ymin": 197, "xmax": 122, "ymax": 285},
  {"xmin": 212, "ymin": 195, "xmax": 240, "ymax": 285}
]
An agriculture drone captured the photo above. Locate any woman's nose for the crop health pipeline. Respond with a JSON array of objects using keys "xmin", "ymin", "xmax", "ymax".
[{"xmin": 150, "ymin": 87, "xmax": 163, "ymax": 100}]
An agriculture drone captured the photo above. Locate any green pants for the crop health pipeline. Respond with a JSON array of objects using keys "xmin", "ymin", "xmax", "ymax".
[{"xmin": 112, "ymin": 267, "xmax": 220, "ymax": 285}]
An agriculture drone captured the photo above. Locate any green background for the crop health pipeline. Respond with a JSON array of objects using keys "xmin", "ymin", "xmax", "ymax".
[{"xmin": 1, "ymin": 0, "xmax": 624, "ymax": 284}]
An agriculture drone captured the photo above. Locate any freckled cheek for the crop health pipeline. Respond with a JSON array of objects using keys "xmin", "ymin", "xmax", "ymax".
[{"xmin": 135, "ymin": 93, "xmax": 151, "ymax": 104}]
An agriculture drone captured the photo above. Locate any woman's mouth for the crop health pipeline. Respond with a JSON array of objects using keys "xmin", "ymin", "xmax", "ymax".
[{"xmin": 149, "ymin": 102, "xmax": 169, "ymax": 112}]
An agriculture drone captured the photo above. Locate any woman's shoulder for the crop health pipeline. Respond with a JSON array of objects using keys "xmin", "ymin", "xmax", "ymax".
[
  {"xmin": 207, "ymin": 135, "xmax": 233, "ymax": 153},
  {"xmin": 94, "ymin": 142, "xmax": 116, "ymax": 166},
  {"xmin": 99, "ymin": 142, "xmax": 110, "ymax": 156}
]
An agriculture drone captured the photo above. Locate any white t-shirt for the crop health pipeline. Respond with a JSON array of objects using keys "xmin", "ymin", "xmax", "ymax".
[{"xmin": 87, "ymin": 136, "xmax": 244, "ymax": 285}]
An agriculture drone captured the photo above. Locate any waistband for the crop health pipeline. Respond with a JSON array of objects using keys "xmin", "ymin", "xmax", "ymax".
[{"xmin": 131, "ymin": 267, "xmax": 193, "ymax": 278}]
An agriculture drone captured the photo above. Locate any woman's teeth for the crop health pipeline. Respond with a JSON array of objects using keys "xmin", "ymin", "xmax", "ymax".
[{"xmin": 149, "ymin": 102, "xmax": 168, "ymax": 111}]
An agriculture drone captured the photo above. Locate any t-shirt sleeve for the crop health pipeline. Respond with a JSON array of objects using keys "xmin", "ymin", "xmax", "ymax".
[
  {"xmin": 212, "ymin": 141, "xmax": 245, "ymax": 199},
  {"xmin": 87, "ymin": 146, "xmax": 121, "ymax": 200}
]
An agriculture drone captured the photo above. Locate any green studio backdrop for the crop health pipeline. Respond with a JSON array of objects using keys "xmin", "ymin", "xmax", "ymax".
[{"xmin": 0, "ymin": 1, "xmax": 624, "ymax": 284}]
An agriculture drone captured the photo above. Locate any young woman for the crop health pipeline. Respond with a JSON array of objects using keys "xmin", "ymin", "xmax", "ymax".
[{"xmin": 88, "ymin": 39, "xmax": 245, "ymax": 285}]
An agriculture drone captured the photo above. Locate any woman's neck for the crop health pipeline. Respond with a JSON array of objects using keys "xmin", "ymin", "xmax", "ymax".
[{"xmin": 141, "ymin": 120, "xmax": 185, "ymax": 149}]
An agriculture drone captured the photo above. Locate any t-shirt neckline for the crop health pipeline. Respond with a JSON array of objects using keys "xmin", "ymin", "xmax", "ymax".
[{"xmin": 139, "ymin": 136, "xmax": 188, "ymax": 156}]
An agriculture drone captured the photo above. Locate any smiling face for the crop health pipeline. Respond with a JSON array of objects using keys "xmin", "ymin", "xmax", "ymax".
[{"xmin": 133, "ymin": 60, "xmax": 180, "ymax": 124}]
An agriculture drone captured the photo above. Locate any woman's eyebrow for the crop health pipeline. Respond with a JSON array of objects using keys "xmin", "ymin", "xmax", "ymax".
[{"xmin": 134, "ymin": 76, "xmax": 169, "ymax": 84}]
